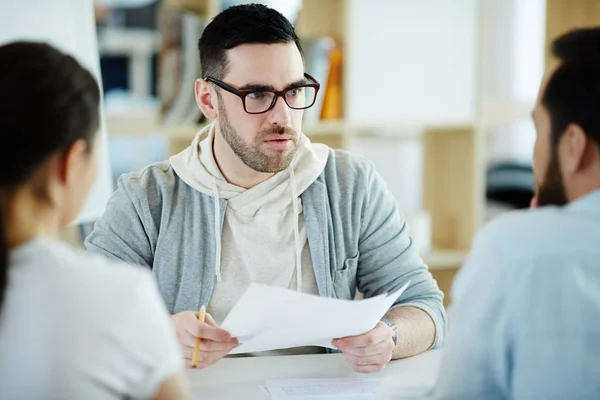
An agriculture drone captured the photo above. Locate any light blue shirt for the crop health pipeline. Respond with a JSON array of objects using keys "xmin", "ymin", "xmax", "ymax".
[{"xmin": 434, "ymin": 190, "xmax": 600, "ymax": 400}]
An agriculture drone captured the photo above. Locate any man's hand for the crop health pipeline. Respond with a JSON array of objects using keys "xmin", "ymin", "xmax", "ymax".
[
  {"xmin": 170, "ymin": 311, "xmax": 238, "ymax": 369},
  {"xmin": 332, "ymin": 321, "xmax": 394, "ymax": 373}
]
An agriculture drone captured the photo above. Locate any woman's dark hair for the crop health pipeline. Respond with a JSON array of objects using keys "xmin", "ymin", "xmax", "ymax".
[{"xmin": 0, "ymin": 41, "xmax": 100, "ymax": 313}]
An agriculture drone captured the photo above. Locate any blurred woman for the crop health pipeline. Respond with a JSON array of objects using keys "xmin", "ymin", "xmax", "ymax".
[{"xmin": 0, "ymin": 41, "xmax": 189, "ymax": 400}]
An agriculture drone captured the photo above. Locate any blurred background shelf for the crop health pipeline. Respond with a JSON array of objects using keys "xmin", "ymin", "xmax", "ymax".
[
  {"xmin": 303, "ymin": 120, "xmax": 346, "ymax": 136},
  {"xmin": 85, "ymin": 0, "xmax": 595, "ymax": 307},
  {"xmin": 422, "ymin": 250, "xmax": 468, "ymax": 271},
  {"xmin": 96, "ymin": 0, "xmax": 495, "ymax": 309}
]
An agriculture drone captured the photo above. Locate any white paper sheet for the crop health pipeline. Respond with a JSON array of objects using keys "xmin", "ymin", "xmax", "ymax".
[
  {"xmin": 265, "ymin": 378, "xmax": 381, "ymax": 399},
  {"xmin": 221, "ymin": 282, "xmax": 410, "ymax": 354}
]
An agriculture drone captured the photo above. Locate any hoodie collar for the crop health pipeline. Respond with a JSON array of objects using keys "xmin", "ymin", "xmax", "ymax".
[{"xmin": 169, "ymin": 123, "xmax": 329, "ymax": 216}]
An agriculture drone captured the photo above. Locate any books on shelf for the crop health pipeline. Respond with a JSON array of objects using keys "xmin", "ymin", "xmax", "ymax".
[
  {"xmin": 320, "ymin": 40, "xmax": 343, "ymax": 121},
  {"xmin": 301, "ymin": 36, "xmax": 343, "ymax": 124}
]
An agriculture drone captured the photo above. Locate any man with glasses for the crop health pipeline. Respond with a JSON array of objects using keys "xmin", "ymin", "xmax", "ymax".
[{"xmin": 86, "ymin": 3, "xmax": 446, "ymax": 372}]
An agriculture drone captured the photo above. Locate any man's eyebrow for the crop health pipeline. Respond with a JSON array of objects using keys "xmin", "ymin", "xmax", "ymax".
[
  {"xmin": 237, "ymin": 83, "xmax": 274, "ymax": 91},
  {"xmin": 238, "ymin": 78, "xmax": 308, "ymax": 92},
  {"xmin": 287, "ymin": 78, "xmax": 309, "ymax": 88}
]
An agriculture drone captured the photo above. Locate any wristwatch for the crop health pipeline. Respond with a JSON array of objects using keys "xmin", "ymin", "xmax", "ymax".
[{"xmin": 381, "ymin": 316, "xmax": 398, "ymax": 346}]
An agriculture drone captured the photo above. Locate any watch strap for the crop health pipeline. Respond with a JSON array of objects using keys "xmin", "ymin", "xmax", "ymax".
[{"xmin": 381, "ymin": 316, "xmax": 398, "ymax": 346}]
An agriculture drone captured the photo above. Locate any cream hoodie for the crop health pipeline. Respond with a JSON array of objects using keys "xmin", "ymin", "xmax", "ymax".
[{"xmin": 169, "ymin": 124, "xmax": 329, "ymax": 355}]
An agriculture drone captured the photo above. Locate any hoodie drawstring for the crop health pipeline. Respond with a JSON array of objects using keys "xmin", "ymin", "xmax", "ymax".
[
  {"xmin": 211, "ymin": 170, "xmax": 302, "ymax": 291},
  {"xmin": 289, "ymin": 167, "xmax": 303, "ymax": 292},
  {"xmin": 212, "ymin": 179, "xmax": 223, "ymax": 282}
]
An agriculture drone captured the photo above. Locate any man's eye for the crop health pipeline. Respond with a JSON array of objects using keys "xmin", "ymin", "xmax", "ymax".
[
  {"xmin": 288, "ymin": 88, "xmax": 303, "ymax": 97},
  {"xmin": 248, "ymin": 92, "xmax": 266, "ymax": 100}
]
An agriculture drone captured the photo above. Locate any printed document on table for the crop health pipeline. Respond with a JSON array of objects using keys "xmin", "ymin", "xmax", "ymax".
[
  {"xmin": 265, "ymin": 378, "xmax": 381, "ymax": 400},
  {"xmin": 261, "ymin": 379, "xmax": 434, "ymax": 400},
  {"xmin": 221, "ymin": 281, "xmax": 410, "ymax": 354}
]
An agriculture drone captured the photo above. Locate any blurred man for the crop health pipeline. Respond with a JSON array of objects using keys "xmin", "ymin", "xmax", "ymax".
[
  {"xmin": 434, "ymin": 27, "xmax": 600, "ymax": 399},
  {"xmin": 86, "ymin": 4, "xmax": 446, "ymax": 372}
]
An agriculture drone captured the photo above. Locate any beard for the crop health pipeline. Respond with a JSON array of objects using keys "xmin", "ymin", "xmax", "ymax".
[
  {"xmin": 536, "ymin": 149, "xmax": 569, "ymax": 207},
  {"xmin": 218, "ymin": 101, "xmax": 299, "ymax": 173}
]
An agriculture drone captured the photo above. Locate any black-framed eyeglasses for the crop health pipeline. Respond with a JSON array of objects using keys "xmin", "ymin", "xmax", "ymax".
[{"xmin": 205, "ymin": 73, "xmax": 320, "ymax": 115}]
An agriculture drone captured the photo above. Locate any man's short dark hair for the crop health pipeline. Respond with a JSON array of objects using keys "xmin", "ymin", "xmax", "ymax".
[
  {"xmin": 198, "ymin": 3, "xmax": 303, "ymax": 80},
  {"xmin": 543, "ymin": 28, "xmax": 600, "ymax": 147}
]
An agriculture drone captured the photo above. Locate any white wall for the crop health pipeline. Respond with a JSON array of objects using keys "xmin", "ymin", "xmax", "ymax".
[
  {"xmin": 349, "ymin": 136, "xmax": 423, "ymax": 214},
  {"xmin": 346, "ymin": 0, "xmax": 479, "ymax": 125},
  {"xmin": 0, "ymin": 0, "xmax": 113, "ymax": 224},
  {"xmin": 482, "ymin": 0, "xmax": 546, "ymax": 103},
  {"xmin": 482, "ymin": 0, "xmax": 546, "ymax": 164}
]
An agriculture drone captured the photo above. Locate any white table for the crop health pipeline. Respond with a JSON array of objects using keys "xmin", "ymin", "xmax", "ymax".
[{"xmin": 187, "ymin": 349, "xmax": 442, "ymax": 399}]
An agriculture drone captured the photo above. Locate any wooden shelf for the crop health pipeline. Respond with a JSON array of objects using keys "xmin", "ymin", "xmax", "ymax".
[
  {"xmin": 295, "ymin": 0, "xmax": 345, "ymax": 38},
  {"xmin": 163, "ymin": 0, "xmax": 219, "ymax": 16},
  {"xmin": 106, "ymin": 116, "xmax": 477, "ymax": 144}
]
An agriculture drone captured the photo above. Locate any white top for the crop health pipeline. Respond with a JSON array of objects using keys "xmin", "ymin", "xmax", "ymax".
[{"xmin": 0, "ymin": 238, "xmax": 182, "ymax": 400}]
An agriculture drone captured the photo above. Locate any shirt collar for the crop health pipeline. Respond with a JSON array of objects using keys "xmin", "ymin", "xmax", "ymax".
[{"xmin": 567, "ymin": 188, "xmax": 600, "ymax": 214}]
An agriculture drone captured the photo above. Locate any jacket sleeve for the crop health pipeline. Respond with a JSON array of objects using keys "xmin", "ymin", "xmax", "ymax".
[
  {"xmin": 356, "ymin": 164, "xmax": 447, "ymax": 348},
  {"xmin": 85, "ymin": 175, "xmax": 155, "ymax": 268}
]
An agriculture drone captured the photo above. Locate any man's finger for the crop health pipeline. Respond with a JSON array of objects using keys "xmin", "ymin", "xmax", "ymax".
[
  {"xmin": 182, "ymin": 345, "xmax": 194, "ymax": 360},
  {"xmin": 185, "ymin": 318, "xmax": 232, "ymax": 342},
  {"xmin": 350, "ymin": 363, "xmax": 386, "ymax": 374},
  {"xmin": 345, "ymin": 352, "xmax": 391, "ymax": 367},
  {"xmin": 185, "ymin": 348, "xmax": 231, "ymax": 368},
  {"xmin": 184, "ymin": 346, "xmax": 229, "ymax": 361},
  {"xmin": 334, "ymin": 323, "xmax": 390, "ymax": 349},
  {"xmin": 186, "ymin": 339, "xmax": 239, "ymax": 354},
  {"xmin": 177, "ymin": 330, "xmax": 200, "ymax": 348},
  {"xmin": 203, "ymin": 312, "xmax": 219, "ymax": 327},
  {"xmin": 181, "ymin": 339, "xmax": 238, "ymax": 358},
  {"xmin": 340, "ymin": 341, "xmax": 388, "ymax": 357}
]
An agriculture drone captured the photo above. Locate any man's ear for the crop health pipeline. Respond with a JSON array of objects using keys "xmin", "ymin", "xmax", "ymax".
[
  {"xmin": 195, "ymin": 79, "xmax": 218, "ymax": 120},
  {"xmin": 562, "ymin": 123, "xmax": 591, "ymax": 174}
]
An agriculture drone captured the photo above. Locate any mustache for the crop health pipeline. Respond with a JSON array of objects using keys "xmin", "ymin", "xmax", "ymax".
[{"xmin": 258, "ymin": 126, "xmax": 299, "ymax": 139}]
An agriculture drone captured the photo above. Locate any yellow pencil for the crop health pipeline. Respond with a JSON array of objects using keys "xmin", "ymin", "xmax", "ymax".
[{"xmin": 191, "ymin": 305, "xmax": 206, "ymax": 368}]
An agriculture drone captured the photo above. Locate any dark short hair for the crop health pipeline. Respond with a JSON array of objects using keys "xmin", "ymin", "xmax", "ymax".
[
  {"xmin": 543, "ymin": 28, "xmax": 600, "ymax": 147},
  {"xmin": 198, "ymin": 3, "xmax": 303, "ymax": 79}
]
